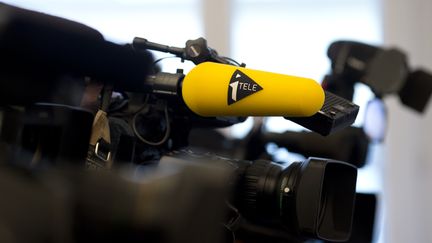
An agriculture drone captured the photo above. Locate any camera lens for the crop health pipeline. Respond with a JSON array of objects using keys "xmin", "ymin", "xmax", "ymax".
[
  {"xmin": 162, "ymin": 151, "xmax": 357, "ymax": 241},
  {"xmin": 236, "ymin": 158, "xmax": 357, "ymax": 241}
]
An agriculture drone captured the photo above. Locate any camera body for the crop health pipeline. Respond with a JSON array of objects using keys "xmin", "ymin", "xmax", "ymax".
[{"xmin": 0, "ymin": 3, "xmax": 360, "ymax": 243}]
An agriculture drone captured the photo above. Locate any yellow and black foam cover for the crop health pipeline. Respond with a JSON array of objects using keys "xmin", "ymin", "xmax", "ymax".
[{"xmin": 182, "ymin": 62, "xmax": 325, "ymax": 117}]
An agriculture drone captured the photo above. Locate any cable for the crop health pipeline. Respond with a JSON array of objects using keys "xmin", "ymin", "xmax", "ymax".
[
  {"xmin": 153, "ymin": 56, "xmax": 178, "ymax": 66},
  {"xmin": 132, "ymin": 103, "xmax": 171, "ymax": 146},
  {"xmin": 221, "ymin": 56, "xmax": 242, "ymax": 66}
]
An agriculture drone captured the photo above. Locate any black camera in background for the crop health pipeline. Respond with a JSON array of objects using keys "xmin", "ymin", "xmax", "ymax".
[
  {"xmin": 324, "ymin": 40, "xmax": 432, "ymax": 113},
  {"xmin": 257, "ymin": 127, "xmax": 369, "ymax": 168}
]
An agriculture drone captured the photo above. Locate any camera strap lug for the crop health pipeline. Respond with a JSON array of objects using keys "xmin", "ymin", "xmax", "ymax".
[
  {"xmin": 86, "ymin": 85, "xmax": 114, "ymax": 170},
  {"xmin": 94, "ymin": 137, "xmax": 111, "ymax": 162}
]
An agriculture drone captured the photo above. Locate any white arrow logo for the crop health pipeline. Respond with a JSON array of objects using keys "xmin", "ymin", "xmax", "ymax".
[{"xmin": 229, "ymin": 81, "xmax": 239, "ymax": 101}]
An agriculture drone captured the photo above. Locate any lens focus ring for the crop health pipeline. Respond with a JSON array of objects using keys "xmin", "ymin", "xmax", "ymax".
[{"xmin": 240, "ymin": 160, "xmax": 282, "ymax": 220}]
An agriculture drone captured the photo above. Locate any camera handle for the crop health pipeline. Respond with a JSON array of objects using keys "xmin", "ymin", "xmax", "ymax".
[{"xmin": 133, "ymin": 37, "xmax": 244, "ymax": 66}]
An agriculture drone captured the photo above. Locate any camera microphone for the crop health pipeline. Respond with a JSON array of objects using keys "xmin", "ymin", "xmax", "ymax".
[
  {"xmin": 147, "ymin": 62, "xmax": 358, "ymax": 135},
  {"xmin": 181, "ymin": 62, "xmax": 325, "ymax": 117}
]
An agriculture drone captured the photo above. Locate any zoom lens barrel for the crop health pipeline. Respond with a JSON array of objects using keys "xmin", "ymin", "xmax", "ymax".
[
  {"xmin": 162, "ymin": 151, "xmax": 357, "ymax": 241},
  {"xmin": 236, "ymin": 158, "xmax": 357, "ymax": 241}
]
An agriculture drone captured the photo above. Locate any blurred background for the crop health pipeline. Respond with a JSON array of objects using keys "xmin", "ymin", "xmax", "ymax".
[{"xmin": 3, "ymin": 0, "xmax": 432, "ymax": 242}]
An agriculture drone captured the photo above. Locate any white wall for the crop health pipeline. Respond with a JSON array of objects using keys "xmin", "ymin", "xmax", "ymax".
[{"xmin": 382, "ymin": 0, "xmax": 432, "ymax": 242}]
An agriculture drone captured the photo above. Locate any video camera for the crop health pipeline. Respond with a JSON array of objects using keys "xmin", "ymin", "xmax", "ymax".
[
  {"xmin": 323, "ymin": 40, "xmax": 432, "ymax": 114},
  {"xmin": 1, "ymin": 3, "xmax": 361, "ymax": 243}
]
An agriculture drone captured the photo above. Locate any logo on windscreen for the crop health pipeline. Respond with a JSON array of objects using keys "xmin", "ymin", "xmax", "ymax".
[{"xmin": 228, "ymin": 70, "xmax": 263, "ymax": 105}]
